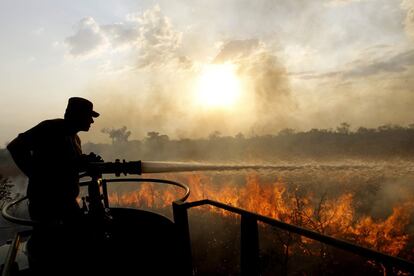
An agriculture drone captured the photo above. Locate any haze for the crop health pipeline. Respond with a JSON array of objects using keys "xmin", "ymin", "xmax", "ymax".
[{"xmin": 1, "ymin": 0, "xmax": 414, "ymax": 145}]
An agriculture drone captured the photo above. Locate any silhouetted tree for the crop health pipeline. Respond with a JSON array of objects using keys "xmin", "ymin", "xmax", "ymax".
[
  {"xmin": 278, "ymin": 128, "xmax": 296, "ymax": 136},
  {"xmin": 209, "ymin": 131, "xmax": 221, "ymax": 140},
  {"xmin": 145, "ymin": 132, "xmax": 169, "ymax": 143},
  {"xmin": 102, "ymin": 126, "xmax": 131, "ymax": 144},
  {"xmin": 235, "ymin": 132, "xmax": 245, "ymax": 140},
  {"xmin": 336, "ymin": 122, "xmax": 351, "ymax": 134}
]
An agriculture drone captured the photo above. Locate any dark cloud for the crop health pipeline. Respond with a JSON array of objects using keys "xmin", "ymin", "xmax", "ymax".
[
  {"xmin": 294, "ymin": 48, "xmax": 414, "ymax": 81},
  {"xmin": 344, "ymin": 50, "xmax": 414, "ymax": 78}
]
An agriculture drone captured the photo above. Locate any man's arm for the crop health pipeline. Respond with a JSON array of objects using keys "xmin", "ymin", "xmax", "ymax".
[{"xmin": 7, "ymin": 135, "xmax": 34, "ymax": 177}]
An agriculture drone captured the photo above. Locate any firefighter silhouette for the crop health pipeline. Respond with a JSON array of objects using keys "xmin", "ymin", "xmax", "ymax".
[{"xmin": 7, "ymin": 97, "xmax": 103, "ymax": 274}]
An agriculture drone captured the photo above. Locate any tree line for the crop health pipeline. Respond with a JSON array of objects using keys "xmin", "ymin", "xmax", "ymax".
[
  {"xmin": 82, "ymin": 123, "xmax": 414, "ymax": 162},
  {"xmin": 2, "ymin": 122, "xmax": 414, "ymax": 175}
]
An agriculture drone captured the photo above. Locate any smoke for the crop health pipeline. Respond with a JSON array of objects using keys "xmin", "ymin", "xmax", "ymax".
[
  {"xmin": 401, "ymin": 0, "xmax": 414, "ymax": 41},
  {"xmin": 214, "ymin": 39, "xmax": 296, "ymax": 132},
  {"xmin": 83, "ymin": 40, "xmax": 295, "ymax": 142},
  {"xmin": 65, "ymin": 2, "xmax": 414, "ymax": 144},
  {"xmin": 363, "ymin": 174, "xmax": 414, "ymax": 219},
  {"xmin": 296, "ymin": 50, "xmax": 414, "ymax": 130},
  {"xmin": 78, "ymin": 10, "xmax": 296, "ymax": 142}
]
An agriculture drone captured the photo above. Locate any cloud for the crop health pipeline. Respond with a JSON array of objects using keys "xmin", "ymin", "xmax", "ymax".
[
  {"xmin": 100, "ymin": 23, "xmax": 139, "ymax": 49},
  {"xmin": 135, "ymin": 5, "xmax": 190, "ymax": 69},
  {"xmin": 344, "ymin": 49, "xmax": 414, "ymax": 78},
  {"xmin": 64, "ymin": 5, "xmax": 191, "ymax": 70},
  {"xmin": 31, "ymin": 27, "xmax": 45, "ymax": 36},
  {"xmin": 65, "ymin": 17, "xmax": 108, "ymax": 58},
  {"xmin": 287, "ymin": 44, "xmax": 414, "ymax": 132},
  {"xmin": 214, "ymin": 39, "xmax": 260, "ymax": 62},
  {"xmin": 294, "ymin": 46, "xmax": 414, "ymax": 82},
  {"xmin": 65, "ymin": 17, "xmax": 140, "ymax": 58},
  {"xmin": 326, "ymin": 0, "xmax": 361, "ymax": 7},
  {"xmin": 401, "ymin": 0, "xmax": 414, "ymax": 40}
]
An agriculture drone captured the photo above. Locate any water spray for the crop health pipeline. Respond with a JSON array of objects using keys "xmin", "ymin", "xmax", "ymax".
[{"xmin": 87, "ymin": 159, "xmax": 370, "ymax": 176}]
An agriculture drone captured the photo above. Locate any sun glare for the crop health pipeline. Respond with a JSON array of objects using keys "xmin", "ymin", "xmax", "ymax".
[{"xmin": 195, "ymin": 63, "xmax": 241, "ymax": 108}]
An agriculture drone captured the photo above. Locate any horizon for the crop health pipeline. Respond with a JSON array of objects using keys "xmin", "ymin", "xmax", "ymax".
[{"xmin": 4, "ymin": 120, "xmax": 414, "ymax": 147}]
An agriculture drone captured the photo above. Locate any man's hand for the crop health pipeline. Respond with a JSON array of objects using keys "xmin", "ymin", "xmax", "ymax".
[
  {"xmin": 86, "ymin": 152, "xmax": 104, "ymax": 163},
  {"xmin": 79, "ymin": 152, "xmax": 104, "ymax": 172}
]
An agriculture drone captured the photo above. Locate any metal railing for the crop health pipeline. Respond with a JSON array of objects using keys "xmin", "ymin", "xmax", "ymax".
[
  {"xmin": 3, "ymin": 180, "xmax": 414, "ymax": 275},
  {"xmin": 172, "ymin": 199, "xmax": 414, "ymax": 276}
]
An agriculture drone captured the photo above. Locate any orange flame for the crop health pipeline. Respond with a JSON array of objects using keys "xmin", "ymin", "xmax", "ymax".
[{"xmin": 107, "ymin": 173, "xmax": 412, "ymax": 258}]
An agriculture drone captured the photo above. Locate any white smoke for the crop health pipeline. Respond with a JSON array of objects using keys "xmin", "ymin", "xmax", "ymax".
[{"xmin": 401, "ymin": 0, "xmax": 414, "ymax": 41}]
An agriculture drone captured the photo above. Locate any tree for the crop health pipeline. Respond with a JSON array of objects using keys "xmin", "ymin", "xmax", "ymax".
[
  {"xmin": 336, "ymin": 122, "xmax": 351, "ymax": 134},
  {"xmin": 145, "ymin": 132, "xmax": 169, "ymax": 143},
  {"xmin": 235, "ymin": 132, "xmax": 245, "ymax": 140},
  {"xmin": 278, "ymin": 128, "xmax": 296, "ymax": 136},
  {"xmin": 102, "ymin": 126, "xmax": 131, "ymax": 144},
  {"xmin": 208, "ymin": 131, "xmax": 221, "ymax": 140}
]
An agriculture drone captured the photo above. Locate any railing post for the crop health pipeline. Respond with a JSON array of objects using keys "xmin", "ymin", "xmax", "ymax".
[
  {"xmin": 87, "ymin": 176, "xmax": 105, "ymax": 216},
  {"xmin": 101, "ymin": 179, "xmax": 109, "ymax": 209},
  {"xmin": 1, "ymin": 232, "xmax": 21, "ymax": 276},
  {"xmin": 241, "ymin": 214, "xmax": 260, "ymax": 276},
  {"xmin": 173, "ymin": 201, "xmax": 193, "ymax": 276}
]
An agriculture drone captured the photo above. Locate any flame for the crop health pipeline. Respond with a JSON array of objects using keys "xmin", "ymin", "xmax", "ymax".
[
  {"xmin": 351, "ymin": 204, "xmax": 411, "ymax": 256},
  {"xmin": 106, "ymin": 173, "xmax": 413, "ymax": 259}
]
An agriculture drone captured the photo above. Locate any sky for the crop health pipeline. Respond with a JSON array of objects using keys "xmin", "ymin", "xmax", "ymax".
[{"xmin": 1, "ymin": 0, "xmax": 414, "ymax": 145}]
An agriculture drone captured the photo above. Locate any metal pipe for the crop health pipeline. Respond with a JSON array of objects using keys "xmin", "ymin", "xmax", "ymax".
[
  {"xmin": 104, "ymin": 178, "xmax": 190, "ymax": 202},
  {"xmin": 1, "ymin": 196, "xmax": 35, "ymax": 226}
]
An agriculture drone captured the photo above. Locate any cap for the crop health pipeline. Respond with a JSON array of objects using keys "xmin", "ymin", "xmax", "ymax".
[{"xmin": 65, "ymin": 97, "xmax": 100, "ymax": 118}]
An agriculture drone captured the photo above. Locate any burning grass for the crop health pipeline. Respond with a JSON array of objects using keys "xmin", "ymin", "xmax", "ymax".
[{"xmin": 105, "ymin": 163, "xmax": 414, "ymax": 274}]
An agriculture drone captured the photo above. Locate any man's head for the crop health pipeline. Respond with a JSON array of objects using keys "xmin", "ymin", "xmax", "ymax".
[{"xmin": 64, "ymin": 97, "xmax": 99, "ymax": 131}]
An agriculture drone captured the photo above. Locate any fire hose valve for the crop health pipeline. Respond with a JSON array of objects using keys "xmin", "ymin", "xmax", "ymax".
[
  {"xmin": 121, "ymin": 159, "xmax": 128, "ymax": 176},
  {"xmin": 86, "ymin": 159, "xmax": 142, "ymax": 176},
  {"xmin": 115, "ymin": 159, "xmax": 121, "ymax": 177}
]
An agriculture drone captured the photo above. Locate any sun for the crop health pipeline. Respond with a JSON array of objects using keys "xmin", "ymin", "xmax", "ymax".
[{"xmin": 195, "ymin": 63, "xmax": 241, "ymax": 108}]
